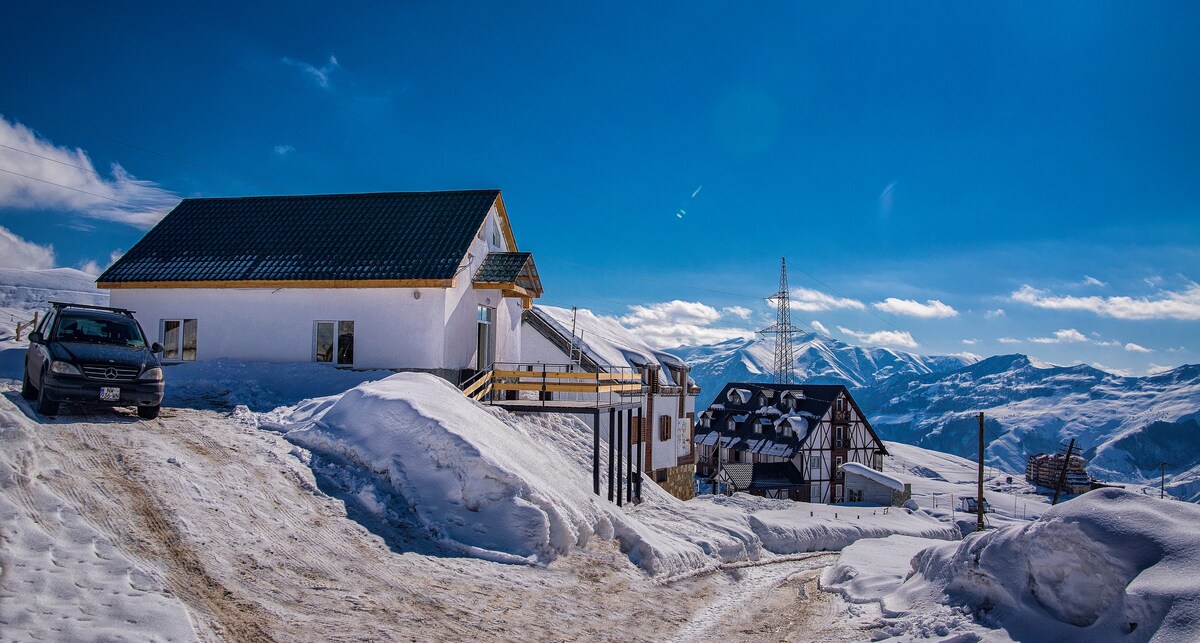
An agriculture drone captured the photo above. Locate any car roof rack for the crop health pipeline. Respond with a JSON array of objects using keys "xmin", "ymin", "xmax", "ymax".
[{"xmin": 49, "ymin": 301, "xmax": 137, "ymax": 316}]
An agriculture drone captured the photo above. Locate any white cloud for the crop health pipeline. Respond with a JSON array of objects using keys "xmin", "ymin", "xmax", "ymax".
[
  {"xmin": 997, "ymin": 337, "xmax": 1022, "ymax": 344},
  {"xmin": 1145, "ymin": 276, "xmax": 1164, "ymax": 288},
  {"xmin": 619, "ymin": 300, "xmax": 751, "ymax": 348},
  {"xmin": 811, "ymin": 320, "xmax": 830, "ymax": 335},
  {"xmin": 788, "ymin": 287, "xmax": 865, "ymax": 312},
  {"xmin": 962, "ymin": 338, "xmax": 978, "ymax": 345},
  {"xmin": 1091, "ymin": 362, "xmax": 1134, "ymax": 377},
  {"xmin": 0, "ymin": 115, "xmax": 179, "ymax": 229},
  {"xmin": 1124, "ymin": 342, "xmax": 1153, "ymax": 353},
  {"xmin": 1029, "ymin": 328, "xmax": 1089, "ymax": 344},
  {"xmin": 1081, "ymin": 275, "xmax": 1106, "ymax": 287},
  {"xmin": 951, "ymin": 351, "xmax": 982, "ymax": 361},
  {"xmin": 985, "ymin": 308, "xmax": 1006, "ymax": 319},
  {"xmin": 79, "ymin": 249, "xmax": 124, "ymax": 276},
  {"xmin": 837, "ymin": 326, "xmax": 918, "ymax": 349},
  {"xmin": 1012, "ymin": 283, "xmax": 1200, "ymax": 320},
  {"xmin": 878, "ymin": 181, "xmax": 895, "ymax": 217},
  {"xmin": 0, "ymin": 225, "xmax": 55, "ymax": 269},
  {"xmin": 1147, "ymin": 363, "xmax": 1175, "ymax": 375},
  {"xmin": 721, "ymin": 305, "xmax": 752, "ymax": 320},
  {"xmin": 1167, "ymin": 346, "xmax": 1188, "ymax": 353},
  {"xmin": 282, "ymin": 55, "xmax": 339, "ymax": 88},
  {"xmin": 1095, "ymin": 339, "xmax": 1121, "ymax": 347},
  {"xmin": 273, "ymin": 144, "xmax": 296, "ymax": 157},
  {"xmin": 872, "ymin": 297, "xmax": 958, "ymax": 318}
]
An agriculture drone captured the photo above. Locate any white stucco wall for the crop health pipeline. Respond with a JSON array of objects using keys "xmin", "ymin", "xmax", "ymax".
[{"xmin": 110, "ymin": 287, "xmax": 452, "ymax": 370}]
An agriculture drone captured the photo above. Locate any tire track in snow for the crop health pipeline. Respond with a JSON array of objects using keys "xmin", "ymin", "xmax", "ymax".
[{"xmin": 672, "ymin": 554, "xmax": 838, "ymax": 642}]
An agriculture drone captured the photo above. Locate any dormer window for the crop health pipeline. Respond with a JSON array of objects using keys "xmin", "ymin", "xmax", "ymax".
[
  {"xmin": 491, "ymin": 226, "xmax": 502, "ymax": 249},
  {"xmin": 727, "ymin": 418, "xmax": 736, "ymax": 431}
]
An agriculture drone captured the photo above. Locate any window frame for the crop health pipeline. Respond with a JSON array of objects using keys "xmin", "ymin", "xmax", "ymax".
[
  {"xmin": 314, "ymin": 319, "xmax": 355, "ymax": 366},
  {"xmin": 160, "ymin": 318, "xmax": 198, "ymax": 362}
]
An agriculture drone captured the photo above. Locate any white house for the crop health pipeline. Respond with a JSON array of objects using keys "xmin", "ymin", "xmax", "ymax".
[
  {"xmin": 520, "ymin": 305, "xmax": 700, "ymax": 500},
  {"xmin": 839, "ymin": 461, "xmax": 911, "ymax": 506},
  {"xmin": 97, "ymin": 190, "xmax": 542, "ymax": 380},
  {"xmin": 694, "ymin": 383, "xmax": 888, "ymax": 504}
]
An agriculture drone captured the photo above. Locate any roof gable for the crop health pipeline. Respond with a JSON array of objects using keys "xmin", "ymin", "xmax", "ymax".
[{"xmin": 98, "ymin": 189, "xmax": 506, "ymax": 286}]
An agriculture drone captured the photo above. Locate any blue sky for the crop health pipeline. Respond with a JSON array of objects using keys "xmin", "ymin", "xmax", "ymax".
[{"xmin": 2, "ymin": 2, "xmax": 1198, "ymax": 374}]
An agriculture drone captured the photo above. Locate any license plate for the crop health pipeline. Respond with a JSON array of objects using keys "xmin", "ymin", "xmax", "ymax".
[{"xmin": 100, "ymin": 387, "xmax": 120, "ymax": 402}]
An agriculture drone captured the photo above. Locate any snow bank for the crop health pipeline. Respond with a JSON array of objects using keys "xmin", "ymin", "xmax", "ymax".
[
  {"xmin": 163, "ymin": 358, "xmax": 392, "ymax": 411},
  {"xmin": 846, "ymin": 489, "xmax": 1200, "ymax": 641},
  {"xmin": 277, "ymin": 373, "xmax": 959, "ymax": 576}
]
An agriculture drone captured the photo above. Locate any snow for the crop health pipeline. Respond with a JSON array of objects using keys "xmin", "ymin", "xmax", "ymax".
[
  {"xmin": 273, "ymin": 372, "xmax": 957, "ymax": 576},
  {"xmin": 826, "ymin": 489, "xmax": 1200, "ymax": 641},
  {"xmin": 841, "ymin": 461, "xmax": 906, "ymax": 492}
]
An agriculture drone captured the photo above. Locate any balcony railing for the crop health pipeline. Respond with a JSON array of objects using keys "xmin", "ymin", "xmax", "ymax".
[{"xmin": 462, "ymin": 362, "xmax": 644, "ymax": 409}]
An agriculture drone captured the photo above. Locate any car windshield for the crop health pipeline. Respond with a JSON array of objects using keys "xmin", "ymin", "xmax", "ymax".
[{"xmin": 53, "ymin": 313, "xmax": 146, "ymax": 347}]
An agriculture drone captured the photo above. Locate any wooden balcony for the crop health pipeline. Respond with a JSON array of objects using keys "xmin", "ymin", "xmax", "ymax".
[{"xmin": 462, "ymin": 362, "xmax": 644, "ymax": 413}]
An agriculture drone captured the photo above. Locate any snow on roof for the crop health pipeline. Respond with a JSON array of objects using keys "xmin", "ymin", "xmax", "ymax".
[
  {"xmin": 531, "ymin": 306, "xmax": 689, "ymax": 384},
  {"xmin": 839, "ymin": 462, "xmax": 906, "ymax": 492},
  {"xmin": 728, "ymin": 388, "xmax": 752, "ymax": 404},
  {"xmin": 776, "ymin": 415, "xmax": 809, "ymax": 440}
]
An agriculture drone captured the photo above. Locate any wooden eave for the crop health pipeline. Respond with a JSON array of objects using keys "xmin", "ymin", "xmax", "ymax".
[
  {"xmin": 493, "ymin": 193, "xmax": 519, "ymax": 251},
  {"xmin": 472, "ymin": 281, "xmax": 539, "ymax": 299},
  {"xmin": 99, "ymin": 278, "xmax": 456, "ymax": 290}
]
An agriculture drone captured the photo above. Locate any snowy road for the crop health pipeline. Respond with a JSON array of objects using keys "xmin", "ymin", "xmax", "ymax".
[{"xmin": 0, "ymin": 388, "xmax": 870, "ymax": 641}]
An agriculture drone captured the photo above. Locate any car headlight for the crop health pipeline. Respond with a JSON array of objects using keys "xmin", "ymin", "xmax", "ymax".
[
  {"xmin": 49, "ymin": 361, "xmax": 82, "ymax": 376},
  {"xmin": 139, "ymin": 367, "xmax": 163, "ymax": 382}
]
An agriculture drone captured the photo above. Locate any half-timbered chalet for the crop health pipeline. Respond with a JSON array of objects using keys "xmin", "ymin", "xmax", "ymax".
[{"xmin": 693, "ymin": 382, "xmax": 887, "ymax": 504}]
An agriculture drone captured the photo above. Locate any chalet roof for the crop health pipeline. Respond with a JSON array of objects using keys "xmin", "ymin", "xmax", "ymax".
[
  {"xmin": 694, "ymin": 381, "xmax": 887, "ymax": 456},
  {"xmin": 473, "ymin": 252, "xmax": 532, "ymax": 283},
  {"xmin": 718, "ymin": 462, "xmax": 805, "ymax": 491},
  {"xmin": 98, "ymin": 189, "xmax": 506, "ymax": 285}
]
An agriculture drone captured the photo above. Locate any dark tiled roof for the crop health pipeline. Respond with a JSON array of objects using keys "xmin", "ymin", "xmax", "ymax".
[
  {"xmin": 719, "ymin": 462, "xmax": 805, "ymax": 490},
  {"xmin": 98, "ymin": 190, "xmax": 502, "ymax": 283},
  {"xmin": 695, "ymin": 381, "xmax": 886, "ymax": 456},
  {"xmin": 473, "ymin": 252, "xmax": 532, "ymax": 283}
]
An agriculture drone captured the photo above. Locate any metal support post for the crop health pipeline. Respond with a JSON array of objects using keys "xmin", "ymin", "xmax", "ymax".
[
  {"xmin": 635, "ymin": 407, "xmax": 643, "ymax": 503},
  {"xmin": 626, "ymin": 408, "xmax": 634, "ymax": 504},
  {"xmin": 616, "ymin": 410, "xmax": 624, "ymax": 507},
  {"xmin": 608, "ymin": 408, "xmax": 615, "ymax": 502},
  {"xmin": 593, "ymin": 410, "xmax": 600, "ymax": 496}
]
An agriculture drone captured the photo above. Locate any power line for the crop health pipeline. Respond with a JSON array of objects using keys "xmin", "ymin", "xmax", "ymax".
[
  {"xmin": 0, "ymin": 166, "xmax": 173, "ymax": 214},
  {"xmin": 0, "ymin": 142, "xmax": 182, "ymax": 198},
  {"xmin": 0, "ymin": 103, "xmax": 286, "ymax": 193}
]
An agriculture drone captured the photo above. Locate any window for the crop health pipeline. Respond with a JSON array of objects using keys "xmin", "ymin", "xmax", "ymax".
[
  {"xmin": 809, "ymin": 454, "xmax": 821, "ymax": 473},
  {"xmin": 315, "ymin": 320, "xmax": 354, "ymax": 365},
  {"xmin": 161, "ymin": 319, "xmax": 197, "ymax": 361},
  {"xmin": 476, "ymin": 306, "xmax": 496, "ymax": 370},
  {"xmin": 835, "ymin": 456, "xmax": 844, "ymax": 479},
  {"xmin": 849, "ymin": 489, "xmax": 863, "ymax": 502},
  {"xmin": 659, "ymin": 414, "xmax": 672, "ymax": 441},
  {"xmin": 835, "ymin": 425, "xmax": 844, "ymax": 448},
  {"xmin": 835, "ymin": 484, "xmax": 843, "ymax": 502}
]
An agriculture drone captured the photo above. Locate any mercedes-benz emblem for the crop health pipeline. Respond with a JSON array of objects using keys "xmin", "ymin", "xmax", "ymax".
[{"xmin": 104, "ymin": 367, "xmax": 118, "ymax": 380}]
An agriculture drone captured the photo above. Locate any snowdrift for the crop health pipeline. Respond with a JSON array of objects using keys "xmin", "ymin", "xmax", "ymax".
[
  {"xmin": 832, "ymin": 489, "xmax": 1200, "ymax": 641},
  {"xmin": 278, "ymin": 373, "xmax": 957, "ymax": 576}
]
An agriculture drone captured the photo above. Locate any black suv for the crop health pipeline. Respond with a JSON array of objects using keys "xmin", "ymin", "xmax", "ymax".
[{"xmin": 21, "ymin": 302, "xmax": 165, "ymax": 419}]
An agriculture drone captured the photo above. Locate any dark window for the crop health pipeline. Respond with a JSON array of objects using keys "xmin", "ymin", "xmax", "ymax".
[
  {"xmin": 659, "ymin": 414, "xmax": 672, "ymax": 441},
  {"xmin": 315, "ymin": 320, "xmax": 354, "ymax": 365}
]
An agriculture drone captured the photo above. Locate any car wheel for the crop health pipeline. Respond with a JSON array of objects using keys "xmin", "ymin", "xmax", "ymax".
[
  {"xmin": 35, "ymin": 376, "xmax": 59, "ymax": 416},
  {"xmin": 138, "ymin": 405, "xmax": 160, "ymax": 420},
  {"xmin": 21, "ymin": 369, "xmax": 36, "ymax": 400}
]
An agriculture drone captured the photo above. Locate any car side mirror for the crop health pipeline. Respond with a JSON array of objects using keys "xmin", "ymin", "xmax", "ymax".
[
  {"xmin": 151, "ymin": 342, "xmax": 165, "ymax": 354},
  {"xmin": 28, "ymin": 331, "xmax": 43, "ymax": 344}
]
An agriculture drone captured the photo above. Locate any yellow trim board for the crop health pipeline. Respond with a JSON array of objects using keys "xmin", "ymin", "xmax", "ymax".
[{"xmin": 493, "ymin": 193, "xmax": 519, "ymax": 251}]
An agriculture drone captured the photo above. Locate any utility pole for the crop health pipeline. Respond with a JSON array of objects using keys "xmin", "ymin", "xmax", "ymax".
[
  {"xmin": 1051, "ymin": 438, "xmax": 1076, "ymax": 506},
  {"xmin": 976, "ymin": 412, "xmax": 985, "ymax": 532},
  {"xmin": 1159, "ymin": 461, "xmax": 1170, "ymax": 499},
  {"xmin": 757, "ymin": 258, "xmax": 799, "ymax": 384}
]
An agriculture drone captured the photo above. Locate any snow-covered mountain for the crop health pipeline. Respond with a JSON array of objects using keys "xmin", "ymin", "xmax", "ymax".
[
  {"xmin": 676, "ymin": 331, "xmax": 1200, "ymax": 502},
  {"xmin": 671, "ymin": 332, "xmax": 975, "ymax": 403},
  {"xmin": 854, "ymin": 355, "xmax": 1200, "ymax": 502}
]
